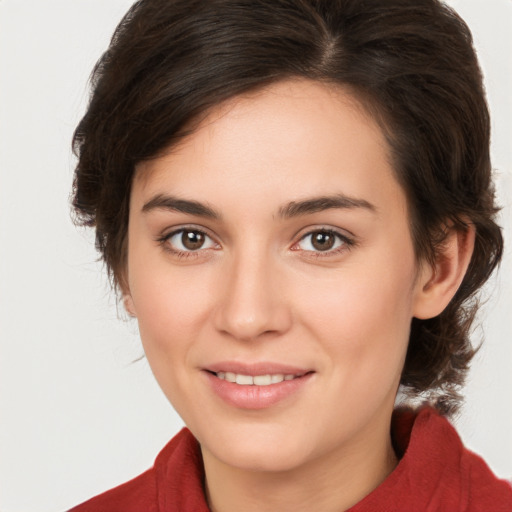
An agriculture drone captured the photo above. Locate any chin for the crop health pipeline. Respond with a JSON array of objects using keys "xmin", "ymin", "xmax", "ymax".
[
  {"xmin": 217, "ymin": 442, "xmax": 311, "ymax": 473},
  {"xmin": 196, "ymin": 419, "xmax": 318, "ymax": 473}
]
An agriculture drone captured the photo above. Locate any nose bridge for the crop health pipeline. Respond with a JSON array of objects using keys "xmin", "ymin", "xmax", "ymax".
[{"xmin": 214, "ymin": 242, "xmax": 290, "ymax": 341}]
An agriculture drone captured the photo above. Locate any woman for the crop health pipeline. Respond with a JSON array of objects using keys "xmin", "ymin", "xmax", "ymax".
[{"xmin": 69, "ymin": 0, "xmax": 512, "ymax": 510}]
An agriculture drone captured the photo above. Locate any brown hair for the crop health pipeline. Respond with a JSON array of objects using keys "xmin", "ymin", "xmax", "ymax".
[{"xmin": 72, "ymin": 0, "xmax": 503, "ymax": 414}]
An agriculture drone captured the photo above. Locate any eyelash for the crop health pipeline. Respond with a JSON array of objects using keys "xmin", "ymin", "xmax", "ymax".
[
  {"xmin": 157, "ymin": 226, "xmax": 219, "ymax": 260},
  {"xmin": 292, "ymin": 229, "xmax": 355, "ymax": 259},
  {"xmin": 157, "ymin": 227, "xmax": 355, "ymax": 260}
]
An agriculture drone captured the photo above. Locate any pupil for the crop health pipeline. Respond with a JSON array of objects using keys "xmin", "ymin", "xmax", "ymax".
[
  {"xmin": 312, "ymin": 232, "xmax": 334, "ymax": 251},
  {"xmin": 182, "ymin": 230, "xmax": 204, "ymax": 250}
]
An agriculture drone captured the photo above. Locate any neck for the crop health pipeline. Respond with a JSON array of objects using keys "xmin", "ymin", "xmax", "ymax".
[{"xmin": 202, "ymin": 419, "xmax": 398, "ymax": 512}]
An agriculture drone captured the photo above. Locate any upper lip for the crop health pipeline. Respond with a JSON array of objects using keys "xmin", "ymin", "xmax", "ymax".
[{"xmin": 204, "ymin": 361, "xmax": 312, "ymax": 376}]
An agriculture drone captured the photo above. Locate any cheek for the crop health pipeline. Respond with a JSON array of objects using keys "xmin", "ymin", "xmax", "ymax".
[
  {"xmin": 300, "ymin": 254, "xmax": 417, "ymax": 376},
  {"xmin": 128, "ymin": 264, "xmax": 212, "ymax": 407},
  {"xmin": 127, "ymin": 252, "xmax": 229, "ymax": 392},
  {"xmin": 131, "ymin": 268, "xmax": 212, "ymax": 345}
]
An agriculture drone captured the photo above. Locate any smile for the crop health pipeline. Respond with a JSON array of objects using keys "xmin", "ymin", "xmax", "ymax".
[
  {"xmin": 204, "ymin": 365, "xmax": 314, "ymax": 409},
  {"xmin": 214, "ymin": 372, "xmax": 301, "ymax": 386}
]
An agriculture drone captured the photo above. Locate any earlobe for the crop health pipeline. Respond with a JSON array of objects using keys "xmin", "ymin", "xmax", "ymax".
[
  {"xmin": 123, "ymin": 293, "xmax": 137, "ymax": 317},
  {"xmin": 413, "ymin": 224, "xmax": 475, "ymax": 320},
  {"xmin": 119, "ymin": 267, "xmax": 137, "ymax": 317}
]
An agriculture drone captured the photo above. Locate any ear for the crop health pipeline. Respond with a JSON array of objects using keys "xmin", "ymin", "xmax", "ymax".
[
  {"xmin": 119, "ymin": 271, "xmax": 137, "ymax": 318},
  {"xmin": 413, "ymin": 224, "xmax": 475, "ymax": 320},
  {"xmin": 122, "ymin": 293, "xmax": 137, "ymax": 318}
]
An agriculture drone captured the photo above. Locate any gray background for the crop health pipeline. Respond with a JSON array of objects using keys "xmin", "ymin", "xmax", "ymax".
[{"xmin": 0, "ymin": 1, "xmax": 510, "ymax": 510}]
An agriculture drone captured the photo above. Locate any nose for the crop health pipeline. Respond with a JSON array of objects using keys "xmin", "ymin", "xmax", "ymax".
[{"xmin": 213, "ymin": 249, "xmax": 292, "ymax": 342}]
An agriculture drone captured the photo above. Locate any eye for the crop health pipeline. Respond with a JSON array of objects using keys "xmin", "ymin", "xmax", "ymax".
[
  {"xmin": 164, "ymin": 228, "xmax": 217, "ymax": 253},
  {"xmin": 295, "ymin": 229, "xmax": 351, "ymax": 253}
]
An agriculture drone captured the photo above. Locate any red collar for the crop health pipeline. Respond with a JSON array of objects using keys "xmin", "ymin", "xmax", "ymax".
[
  {"xmin": 348, "ymin": 407, "xmax": 512, "ymax": 511},
  {"xmin": 155, "ymin": 408, "xmax": 512, "ymax": 512},
  {"xmin": 71, "ymin": 407, "xmax": 512, "ymax": 511}
]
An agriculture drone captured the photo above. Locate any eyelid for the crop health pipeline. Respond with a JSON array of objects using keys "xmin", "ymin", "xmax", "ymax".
[
  {"xmin": 156, "ymin": 224, "xmax": 356, "ymax": 259},
  {"xmin": 293, "ymin": 223, "xmax": 356, "ymax": 240},
  {"xmin": 157, "ymin": 224, "xmax": 221, "ymax": 256},
  {"xmin": 291, "ymin": 226, "xmax": 356, "ymax": 255}
]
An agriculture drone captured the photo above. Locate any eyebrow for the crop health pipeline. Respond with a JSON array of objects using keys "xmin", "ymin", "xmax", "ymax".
[
  {"xmin": 141, "ymin": 193, "xmax": 377, "ymax": 219},
  {"xmin": 142, "ymin": 194, "xmax": 221, "ymax": 219},
  {"xmin": 278, "ymin": 194, "xmax": 377, "ymax": 218}
]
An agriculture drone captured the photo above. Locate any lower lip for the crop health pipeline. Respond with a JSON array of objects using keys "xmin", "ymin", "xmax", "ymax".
[{"xmin": 204, "ymin": 371, "xmax": 313, "ymax": 410}]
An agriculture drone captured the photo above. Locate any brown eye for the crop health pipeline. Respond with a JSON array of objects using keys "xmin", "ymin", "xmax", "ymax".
[
  {"xmin": 311, "ymin": 231, "xmax": 335, "ymax": 251},
  {"xmin": 165, "ymin": 229, "xmax": 217, "ymax": 253},
  {"xmin": 182, "ymin": 230, "xmax": 205, "ymax": 250},
  {"xmin": 296, "ymin": 229, "xmax": 348, "ymax": 254}
]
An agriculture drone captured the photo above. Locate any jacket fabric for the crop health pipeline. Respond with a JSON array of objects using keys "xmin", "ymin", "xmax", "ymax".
[{"xmin": 69, "ymin": 407, "xmax": 512, "ymax": 512}]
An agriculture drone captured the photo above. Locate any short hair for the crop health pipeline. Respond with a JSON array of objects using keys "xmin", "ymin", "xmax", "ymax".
[{"xmin": 72, "ymin": 0, "xmax": 503, "ymax": 414}]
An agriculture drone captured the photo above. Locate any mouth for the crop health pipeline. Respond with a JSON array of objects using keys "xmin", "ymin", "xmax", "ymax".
[
  {"xmin": 208, "ymin": 371, "xmax": 309, "ymax": 386},
  {"xmin": 203, "ymin": 365, "xmax": 314, "ymax": 409}
]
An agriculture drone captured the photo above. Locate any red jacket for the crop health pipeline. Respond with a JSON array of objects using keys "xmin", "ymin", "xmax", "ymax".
[{"xmin": 69, "ymin": 408, "xmax": 512, "ymax": 511}]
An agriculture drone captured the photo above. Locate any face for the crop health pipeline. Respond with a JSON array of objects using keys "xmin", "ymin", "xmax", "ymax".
[{"xmin": 125, "ymin": 79, "xmax": 428, "ymax": 474}]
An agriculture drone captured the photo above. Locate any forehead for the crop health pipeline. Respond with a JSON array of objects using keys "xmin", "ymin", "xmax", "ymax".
[{"xmin": 132, "ymin": 79, "xmax": 404, "ymax": 219}]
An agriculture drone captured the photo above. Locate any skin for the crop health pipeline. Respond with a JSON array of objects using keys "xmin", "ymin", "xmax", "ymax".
[{"xmin": 124, "ymin": 79, "xmax": 474, "ymax": 512}]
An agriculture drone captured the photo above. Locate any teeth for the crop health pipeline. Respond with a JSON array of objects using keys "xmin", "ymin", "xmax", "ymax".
[
  {"xmin": 215, "ymin": 372, "xmax": 299, "ymax": 385},
  {"xmin": 235, "ymin": 374, "xmax": 254, "ymax": 385},
  {"xmin": 254, "ymin": 375, "xmax": 274, "ymax": 385}
]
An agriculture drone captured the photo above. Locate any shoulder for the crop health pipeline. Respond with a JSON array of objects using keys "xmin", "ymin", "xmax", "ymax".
[
  {"xmin": 350, "ymin": 407, "xmax": 512, "ymax": 512},
  {"xmin": 68, "ymin": 428, "xmax": 206, "ymax": 512},
  {"xmin": 68, "ymin": 468, "xmax": 157, "ymax": 512},
  {"xmin": 402, "ymin": 407, "xmax": 512, "ymax": 511}
]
